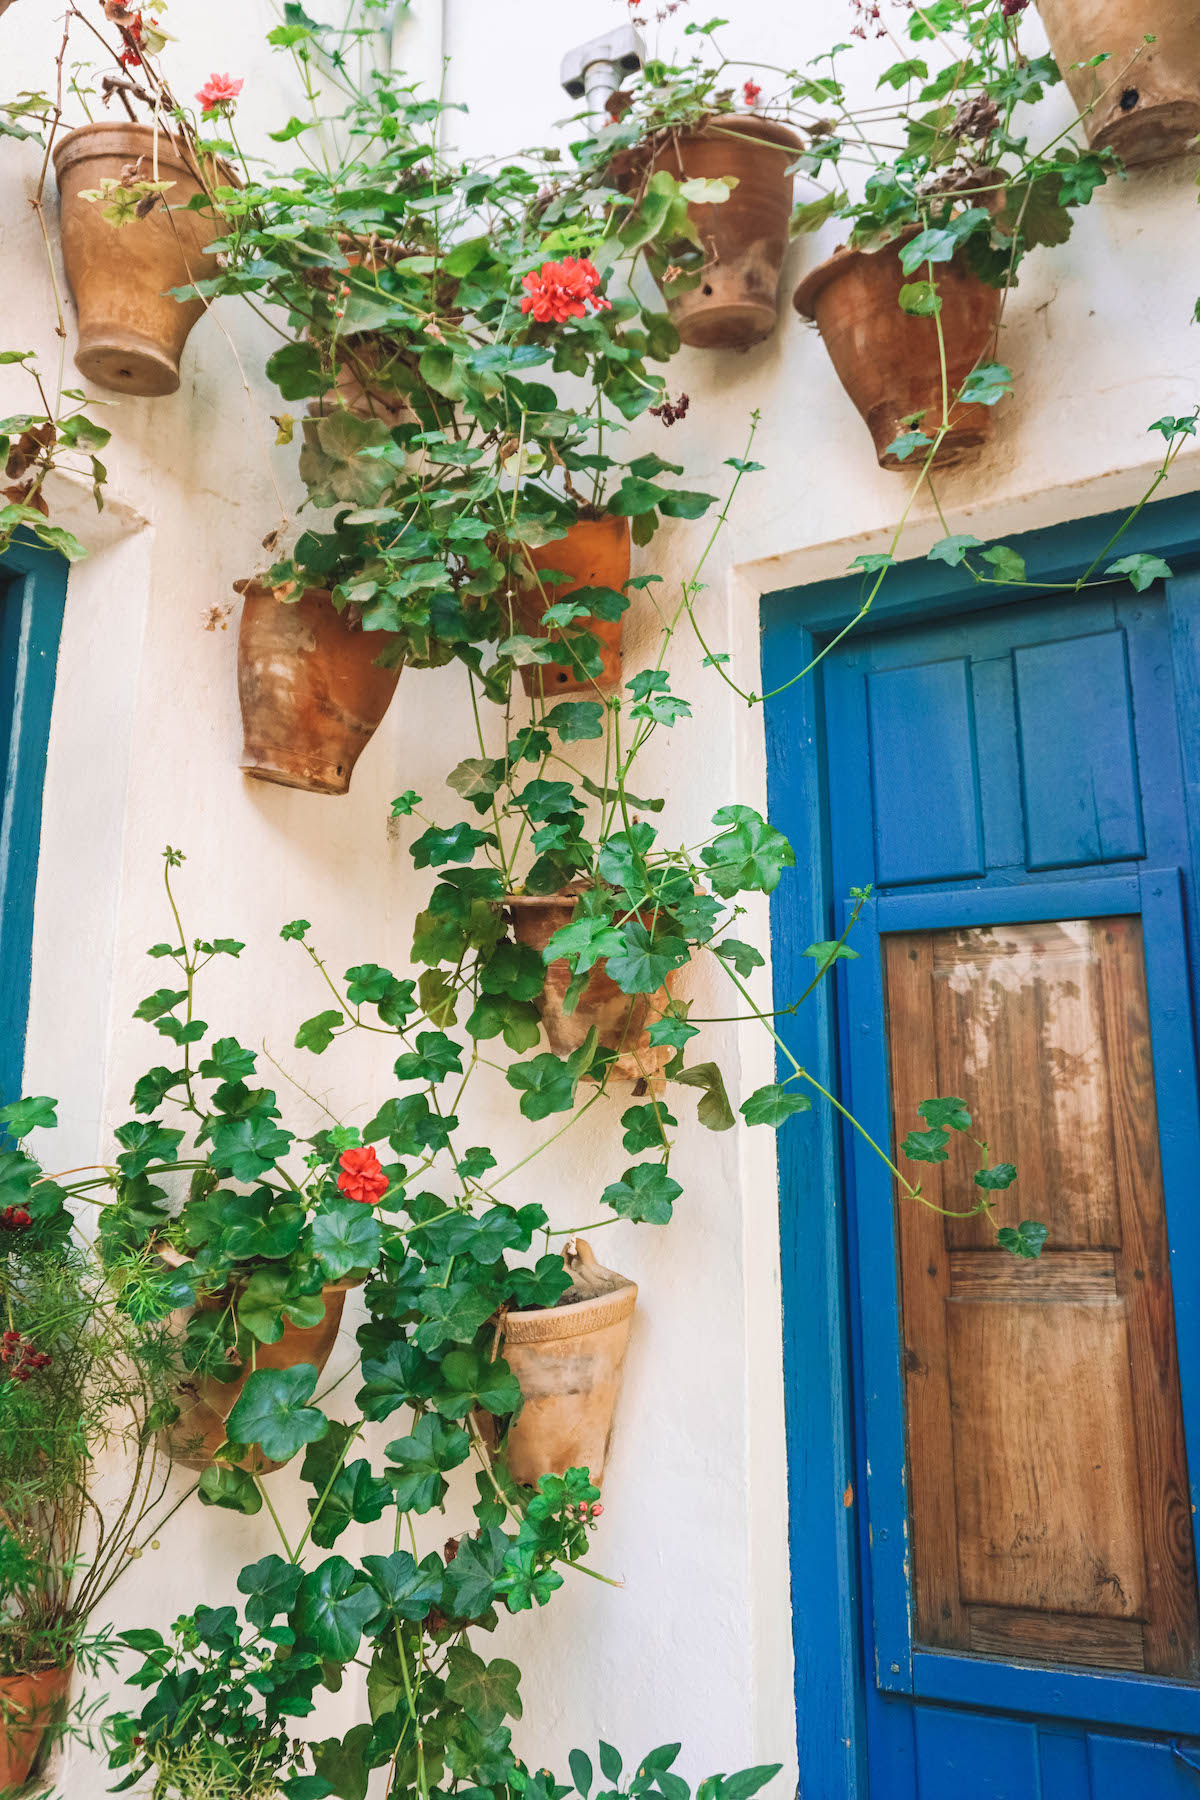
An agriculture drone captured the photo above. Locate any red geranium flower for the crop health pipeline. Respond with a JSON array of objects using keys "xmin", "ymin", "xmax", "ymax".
[
  {"xmin": 521, "ymin": 257, "xmax": 612, "ymax": 325},
  {"xmin": 337, "ymin": 1144, "xmax": 389, "ymax": 1205},
  {"xmin": 196, "ymin": 72, "xmax": 244, "ymax": 113},
  {"xmin": 742, "ymin": 80, "xmax": 762, "ymax": 106}
]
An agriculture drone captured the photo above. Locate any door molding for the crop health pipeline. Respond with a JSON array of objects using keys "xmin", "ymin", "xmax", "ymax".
[{"xmin": 762, "ymin": 492, "xmax": 1200, "ymax": 1800}]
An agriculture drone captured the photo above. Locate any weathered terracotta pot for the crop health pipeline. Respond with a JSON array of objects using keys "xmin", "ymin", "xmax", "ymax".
[
  {"xmin": 0, "ymin": 1662, "xmax": 72, "ymax": 1791},
  {"xmin": 513, "ymin": 516, "xmax": 630, "ymax": 696},
  {"xmin": 1038, "ymin": 0, "xmax": 1200, "ymax": 165},
  {"xmin": 53, "ymin": 122, "xmax": 230, "ymax": 396},
  {"xmin": 794, "ymin": 241, "xmax": 1003, "ymax": 471},
  {"xmin": 497, "ymin": 1241, "xmax": 637, "ymax": 1489},
  {"xmin": 237, "ymin": 584, "xmax": 402, "ymax": 795},
  {"xmin": 164, "ymin": 1279, "xmax": 353, "ymax": 1474},
  {"xmin": 507, "ymin": 891, "xmax": 683, "ymax": 1084},
  {"xmin": 644, "ymin": 115, "xmax": 804, "ymax": 349}
]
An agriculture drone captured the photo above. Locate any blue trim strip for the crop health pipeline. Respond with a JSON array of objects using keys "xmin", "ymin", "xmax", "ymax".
[
  {"xmin": 912, "ymin": 1652, "xmax": 1200, "ymax": 1735},
  {"xmin": 0, "ymin": 536, "xmax": 68, "ymax": 1110},
  {"xmin": 873, "ymin": 875, "xmax": 1141, "ymax": 932}
]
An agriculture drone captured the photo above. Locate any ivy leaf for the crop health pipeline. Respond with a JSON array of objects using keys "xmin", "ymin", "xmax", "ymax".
[
  {"xmin": 114, "ymin": 1120, "xmax": 185, "ymax": 1178},
  {"xmin": 295, "ymin": 1010, "xmax": 344, "ymax": 1053},
  {"xmin": 444, "ymin": 1526, "xmax": 510, "ymax": 1619},
  {"xmin": 850, "ymin": 552, "xmax": 896, "ymax": 574},
  {"xmin": 296, "ymin": 1556, "xmax": 381, "ymax": 1661},
  {"xmin": 0, "ymin": 1096, "xmax": 56, "ymax": 1138},
  {"xmin": 997, "ymin": 1218, "xmax": 1047, "ymax": 1259},
  {"xmin": 238, "ymin": 1553, "xmax": 304, "ymax": 1630},
  {"xmin": 197, "ymin": 1037, "xmax": 257, "ymax": 1081},
  {"xmin": 959, "ymin": 362, "xmax": 1013, "ymax": 407},
  {"xmin": 206, "ymin": 1114, "xmax": 294, "ymax": 1180},
  {"xmin": 505, "ymin": 1049, "xmax": 583, "ymax": 1121},
  {"xmin": 357, "ymin": 1338, "xmax": 440, "ymax": 1422},
  {"xmin": 927, "ymin": 533, "xmax": 982, "ymax": 567},
  {"xmin": 480, "ymin": 941, "xmax": 546, "ymax": 1003},
  {"xmin": 363, "ymin": 1549, "xmax": 444, "ymax": 1622},
  {"xmin": 133, "ymin": 987, "xmax": 188, "ymax": 1022},
  {"xmin": 411, "ymin": 822, "xmax": 495, "ymax": 868},
  {"xmin": 975, "ymin": 1162, "xmax": 1018, "ymax": 1191},
  {"xmin": 392, "ymin": 1031, "xmax": 463, "ymax": 1084},
  {"xmin": 620, "ymin": 1102, "xmax": 678, "ymax": 1153},
  {"xmin": 466, "ymin": 992, "xmax": 543, "ymax": 1053},
  {"xmin": 980, "ymin": 544, "xmax": 1026, "ymax": 584},
  {"xmin": 543, "ymin": 701, "xmax": 605, "ymax": 741},
  {"xmin": 432, "ymin": 1345, "xmax": 523, "ymax": 1419},
  {"xmin": 605, "ymin": 922, "xmax": 689, "ymax": 996},
  {"xmin": 304, "ymin": 1456, "xmax": 393, "ymax": 1549},
  {"xmin": 740, "ymin": 1084, "xmax": 812, "ymax": 1127},
  {"xmin": 601, "ymin": 1163, "xmax": 682, "ymax": 1224},
  {"xmin": 311, "ymin": 1199, "xmax": 382, "ymax": 1281},
  {"xmin": 385, "ymin": 1413, "xmax": 471, "ymax": 1512},
  {"xmin": 803, "ymin": 940, "xmax": 860, "ymax": 975},
  {"xmin": 918, "ymin": 1097, "xmax": 971, "ymax": 1132},
  {"xmin": 701, "ymin": 806, "xmax": 794, "ymax": 898},
  {"xmin": 713, "ymin": 939, "xmax": 765, "ymax": 979},
  {"xmin": 884, "ymin": 428, "xmax": 934, "ymax": 460},
  {"xmin": 673, "ymin": 1062, "xmax": 736, "ymax": 1131},
  {"xmin": 902, "ymin": 1126, "xmax": 950, "ymax": 1163},
  {"xmin": 444, "ymin": 1646, "xmax": 523, "ymax": 1735},
  {"xmin": 197, "ymin": 1463, "xmax": 263, "ymax": 1515},
  {"xmin": 1106, "ymin": 552, "xmax": 1172, "ymax": 592},
  {"xmin": 280, "ymin": 919, "xmax": 311, "ymax": 941},
  {"xmin": 226, "ymin": 1363, "xmax": 329, "ymax": 1464},
  {"xmin": 131, "ymin": 1066, "xmax": 186, "ymax": 1114},
  {"xmin": 412, "ymin": 1281, "xmax": 496, "ymax": 1353}
]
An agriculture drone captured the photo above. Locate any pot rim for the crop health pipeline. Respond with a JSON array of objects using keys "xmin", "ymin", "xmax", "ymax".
[
  {"xmin": 792, "ymin": 234, "xmax": 917, "ymax": 319},
  {"xmin": 52, "ymin": 119, "xmax": 237, "ymax": 188},
  {"xmin": 0, "ymin": 1657, "xmax": 75, "ymax": 1687},
  {"xmin": 648, "ymin": 111, "xmax": 806, "ymax": 156},
  {"xmin": 501, "ymin": 1280, "xmax": 638, "ymax": 1343}
]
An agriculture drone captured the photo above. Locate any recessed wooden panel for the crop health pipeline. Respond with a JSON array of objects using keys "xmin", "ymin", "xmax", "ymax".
[
  {"xmin": 866, "ymin": 658, "xmax": 984, "ymax": 886},
  {"xmin": 1013, "ymin": 632, "xmax": 1145, "ymax": 870},
  {"xmin": 885, "ymin": 918, "xmax": 1199, "ymax": 1677}
]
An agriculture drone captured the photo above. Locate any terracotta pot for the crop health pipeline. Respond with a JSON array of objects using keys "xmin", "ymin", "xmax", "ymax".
[
  {"xmin": 794, "ymin": 241, "xmax": 1003, "ymax": 471},
  {"xmin": 53, "ymin": 122, "xmax": 230, "ymax": 396},
  {"xmin": 164, "ymin": 1279, "xmax": 353, "ymax": 1474},
  {"xmin": 507, "ymin": 891, "xmax": 683, "ymax": 1085},
  {"xmin": 643, "ymin": 115, "xmax": 804, "ymax": 349},
  {"xmin": 497, "ymin": 1243, "xmax": 637, "ymax": 1489},
  {"xmin": 512, "ymin": 516, "xmax": 630, "ymax": 696},
  {"xmin": 1037, "ymin": 0, "xmax": 1200, "ymax": 165},
  {"xmin": 0, "ymin": 1662, "xmax": 72, "ymax": 1792},
  {"xmin": 237, "ymin": 584, "xmax": 402, "ymax": 795}
]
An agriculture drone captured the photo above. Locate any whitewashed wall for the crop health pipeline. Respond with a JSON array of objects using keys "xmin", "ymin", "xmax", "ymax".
[{"xmin": 5, "ymin": 0, "xmax": 1200, "ymax": 1793}]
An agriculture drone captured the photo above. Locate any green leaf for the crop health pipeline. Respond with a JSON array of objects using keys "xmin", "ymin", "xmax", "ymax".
[
  {"xmin": 997, "ymin": 1218, "xmax": 1047, "ymax": 1259},
  {"xmin": 975, "ymin": 1162, "xmax": 1018, "ymax": 1191},
  {"xmin": 207, "ymin": 1113, "xmax": 294, "ymax": 1180},
  {"xmin": 674, "ymin": 1061, "xmax": 736, "ymax": 1131},
  {"xmin": 601, "ymin": 1162, "xmax": 682, "ymax": 1225},
  {"xmin": 280, "ymin": 918, "xmax": 311, "ymax": 941},
  {"xmin": 701, "ymin": 806, "xmax": 794, "ymax": 899},
  {"xmin": 133, "ymin": 986, "xmax": 188, "ymax": 1021},
  {"xmin": 238, "ymin": 1553, "xmax": 304, "ymax": 1630},
  {"xmin": 959, "ymin": 362, "xmax": 1013, "ymax": 407},
  {"xmin": 605, "ymin": 921, "xmax": 689, "ymax": 996},
  {"xmin": 296, "ymin": 1556, "xmax": 381, "ymax": 1661},
  {"xmin": 197, "ymin": 1463, "xmax": 263, "ymax": 1515},
  {"xmin": 927, "ymin": 533, "xmax": 982, "ymax": 567},
  {"xmin": 789, "ymin": 192, "xmax": 840, "ymax": 235},
  {"xmin": 411, "ymin": 821, "xmax": 494, "ymax": 868},
  {"xmin": 570, "ymin": 1749, "xmax": 594, "ymax": 1797},
  {"xmin": 505, "ymin": 1050, "xmax": 581, "ymax": 1121},
  {"xmin": 363, "ymin": 1549, "xmax": 444, "ymax": 1622},
  {"xmin": 226, "ymin": 1363, "xmax": 329, "ymax": 1464},
  {"xmin": 803, "ymin": 940, "xmax": 860, "ymax": 975},
  {"xmin": 897, "ymin": 281, "xmax": 940, "ymax": 317},
  {"xmin": 311, "ymin": 1199, "xmax": 382, "ymax": 1281},
  {"xmin": 0, "ymin": 1096, "xmax": 57, "ymax": 1138},
  {"xmin": 599, "ymin": 1743, "xmax": 622, "ymax": 1783},
  {"xmin": 392, "ymin": 1030, "xmax": 463, "ymax": 1084},
  {"xmin": 917, "ymin": 1097, "xmax": 971, "ymax": 1132},
  {"xmin": 295, "ymin": 1009, "xmax": 344, "ymax": 1052},
  {"xmin": 385, "ymin": 1412, "xmax": 471, "ymax": 1512},
  {"xmin": 902, "ymin": 1127, "xmax": 949, "ymax": 1164},
  {"xmin": 432, "ymin": 1345, "xmax": 523, "ymax": 1419},
  {"xmin": 740, "ymin": 1084, "xmax": 812, "ymax": 1128},
  {"xmin": 1106, "ymin": 552, "xmax": 1172, "ymax": 592},
  {"xmin": 980, "ymin": 544, "xmax": 1026, "ymax": 584},
  {"xmin": 543, "ymin": 701, "xmax": 605, "ymax": 741},
  {"xmin": 445, "ymin": 1646, "xmax": 523, "ymax": 1735},
  {"xmin": 621, "ymin": 1101, "xmax": 678, "ymax": 1152},
  {"xmin": 850, "ymin": 552, "xmax": 896, "ymax": 575},
  {"xmin": 884, "ymin": 429, "xmax": 934, "ymax": 461},
  {"xmin": 713, "ymin": 938, "xmax": 766, "ymax": 978},
  {"xmin": 198, "ymin": 1036, "xmax": 257, "ymax": 1080}
]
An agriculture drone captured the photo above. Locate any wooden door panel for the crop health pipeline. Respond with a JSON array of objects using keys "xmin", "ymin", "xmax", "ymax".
[{"xmin": 885, "ymin": 917, "xmax": 1199, "ymax": 1677}]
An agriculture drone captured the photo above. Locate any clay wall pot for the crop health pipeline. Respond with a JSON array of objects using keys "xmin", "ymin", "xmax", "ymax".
[
  {"xmin": 644, "ymin": 116, "xmax": 804, "ymax": 350},
  {"xmin": 794, "ymin": 241, "xmax": 1003, "ymax": 471},
  {"xmin": 498, "ymin": 1276, "xmax": 637, "ymax": 1489},
  {"xmin": 507, "ymin": 892, "xmax": 683, "ymax": 1084},
  {"xmin": 237, "ymin": 584, "xmax": 402, "ymax": 794},
  {"xmin": 1037, "ymin": 0, "xmax": 1200, "ymax": 166},
  {"xmin": 513, "ymin": 516, "xmax": 630, "ymax": 696},
  {"xmin": 164, "ymin": 1280, "xmax": 352, "ymax": 1474},
  {"xmin": 0, "ymin": 1662, "xmax": 72, "ymax": 1792},
  {"xmin": 53, "ymin": 122, "xmax": 230, "ymax": 396}
]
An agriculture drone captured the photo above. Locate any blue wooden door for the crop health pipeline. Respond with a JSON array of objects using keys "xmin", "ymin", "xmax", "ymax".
[{"xmin": 822, "ymin": 585, "xmax": 1200, "ymax": 1794}]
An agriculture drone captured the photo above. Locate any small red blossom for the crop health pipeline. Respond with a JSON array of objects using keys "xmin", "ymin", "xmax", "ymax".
[
  {"xmin": 196, "ymin": 72, "xmax": 244, "ymax": 113},
  {"xmin": 521, "ymin": 257, "xmax": 612, "ymax": 326},
  {"xmin": 1, "ymin": 1333, "xmax": 52, "ymax": 1382},
  {"xmin": 742, "ymin": 81, "xmax": 762, "ymax": 107},
  {"xmin": 0, "ymin": 1206, "xmax": 32, "ymax": 1231},
  {"xmin": 1001, "ymin": 0, "xmax": 1029, "ymax": 13},
  {"xmin": 337, "ymin": 1144, "xmax": 389, "ymax": 1205}
]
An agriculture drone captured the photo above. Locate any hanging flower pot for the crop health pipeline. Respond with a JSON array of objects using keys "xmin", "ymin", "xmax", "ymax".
[
  {"xmin": 1037, "ymin": 0, "xmax": 1200, "ymax": 166},
  {"xmin": 163, "ymin": 1277, "xmax": 355, "ymax": 1474},
  {"xmin": 643, "ymin": 116, "xmax": 805, "ymax": 350},
  {"xmin": 507, "ymin": 890, "xmax": 684, "ymax": 1084},
  {"xmin": 512, "ymin": 515, "xmax": 631, "ymax": 697},
  {"xmin": 0, "ymin": 1662, "xmax": 72, "ymax": 1792},
  {"xmin": 495, "ymin": 1239, "xmax": 637, "ymax": 1489},
  {"xmin": 305, "ymin": 242, "xmax": 415, "ymax": 425},
  {"xmin": 793, "ymin": 240, "xmax": 1003, "ymax": 471},
  {"xmin": 52, "ymin": 122, "xmax": 231, "ymax": 397},
  {"xmin": 237, "ymin": 582, "xmax": 402, "ymax": 795}
]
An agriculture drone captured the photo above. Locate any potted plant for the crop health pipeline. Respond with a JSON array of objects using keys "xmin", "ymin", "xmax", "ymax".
[
  {"xmin": 508, "ymin": 512, "xmax": 632, "ymax": 696},
  {"xmin": 1037, "ymin": 0, "xmax": 1200, "ymax": 165},
  {"xmin": 789, "ymin": 1, "xmax": 1114, "ymax": 468},
  {"xmin": 235, "ymin": 577, "xmax": 404, "ymax": 796}
]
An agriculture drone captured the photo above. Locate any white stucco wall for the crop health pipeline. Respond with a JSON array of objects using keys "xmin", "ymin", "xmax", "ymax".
[{"xmin": 6, "ymin": 0, "xmax": 1200, "ymax": 1794}]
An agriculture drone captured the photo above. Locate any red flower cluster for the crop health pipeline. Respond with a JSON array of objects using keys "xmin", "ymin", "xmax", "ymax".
[
  {"xmin": 649, "ymin": 391, "xmax": 690, "ymax": 427},
  {"xmin": 196, "ymin": 72, "xmax": 244, "ymax": 113},
  {"xmin": 521, "ymin": 258, "xmax": 611, "ymax": 326},
  {"xmin": 565, "ymin": 1499, "xmax": 604, "ymax": 1522},
  {"xmin": 337, "ymin": 1144, "xmax": 389, "ymax": 1205},
  {"xmin": 1001, "ymin": 0, "xmax": 1029, "ymax": 13},
  {"xmin": 1, "ymin": 1332, "xmax": 52, "ymax": 1383},
  {"xmin": 742, "ymin": 81, "xmax": 762, "ymax": 107},
  {"xmin": 0, "ymin": 1206, "xmax": 32, "ymax": 1231}
]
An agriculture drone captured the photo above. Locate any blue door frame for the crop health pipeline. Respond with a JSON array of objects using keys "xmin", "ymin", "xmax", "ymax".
[
  {"xmin": 0, "ymin": 536, "xmax": 68, "ymax": 1111},
  {"xmin": 762, "ymin": 491, "xmax": 1200, "ymax": 1799}
]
